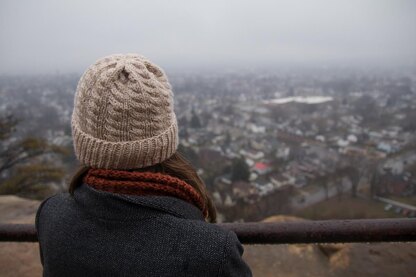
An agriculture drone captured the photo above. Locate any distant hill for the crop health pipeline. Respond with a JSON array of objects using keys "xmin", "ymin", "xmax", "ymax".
[{"xmin": 0, "ymin": 196, "xmax": 414, "ymax": 277}]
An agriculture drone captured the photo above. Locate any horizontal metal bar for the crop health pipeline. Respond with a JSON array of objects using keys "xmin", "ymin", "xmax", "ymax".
[
  {"xmin": 0, "ymin": 218, "xmax": 415, "ymax": 244},
  {"xmin": 219, "ymin": 218, "xmax": 416, "ymax": 244},
  {"xmin": 0, "ymin": 224, "xmax": 37, "ymax": 243}
]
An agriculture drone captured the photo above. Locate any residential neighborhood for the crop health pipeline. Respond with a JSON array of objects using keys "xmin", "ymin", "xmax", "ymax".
[{"xmin": 1, "ymin": 68, "xmax": 416, "ymax": 221}]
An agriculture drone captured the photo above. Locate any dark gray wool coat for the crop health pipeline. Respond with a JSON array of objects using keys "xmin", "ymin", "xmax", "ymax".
[{"xmin": 36, "ymin": 183, "xmax": 253, "ymax": 277}]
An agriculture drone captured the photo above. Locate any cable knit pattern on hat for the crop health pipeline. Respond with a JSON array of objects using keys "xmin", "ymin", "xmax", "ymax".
[{"xmin": 71, "ymin": 54, "xmax": 179, "ymax": 169}]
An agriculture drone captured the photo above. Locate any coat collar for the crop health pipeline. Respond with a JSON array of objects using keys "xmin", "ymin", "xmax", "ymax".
[{"xmin": 73, "ymin": 183, "xmax": 205, "ymax": 222}]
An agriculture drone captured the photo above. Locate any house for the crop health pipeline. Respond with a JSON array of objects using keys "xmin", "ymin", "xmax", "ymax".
[
  {"xmin": 276, "ymin": 146, "xmax": 290, "ymax": 160},
  {"xmin": 254, "ymin": 179, "xmax": 275, "ymax": 196},
  {"xmin": 247, "ymin": 123, "xmax": 266, "ymax": 134},
  {"xmin": 253, "ymin": 162, "xmax": 272, "ymax": 175},
  {"xmin": 232, "ymin": 181, "xmax": 257, "ymax": 199},
  {"xmin": 377, "ymin": 172, "xmax": 413, "ymax": 196},
  {"xmin": 239, "ymin": 149, "xmax": 264, "ymax": 161},
  {"xmin": 347, "ymin": 134, "xmax": 358, "ymax": 143},
  {"xmin": 377, "ymin": 142, "xmax": 393, "ymax": 153},
  {"xmin": 337, "ymin": 139, "xmax": 349, "ymax": 148},
  {"xmin": 269, "ymin": 173, "xmax": 291, "ymax": 189}
]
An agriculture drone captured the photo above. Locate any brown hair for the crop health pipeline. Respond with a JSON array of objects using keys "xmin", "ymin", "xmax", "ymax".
[{"xmin": 69, "ymin": 151, "xmax": 217, "ymax": 223}]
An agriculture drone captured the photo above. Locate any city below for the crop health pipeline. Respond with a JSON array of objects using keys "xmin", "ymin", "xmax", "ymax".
[{"xmin": 1, "ymin": 67, "xmax": 415, "ymax": 222}]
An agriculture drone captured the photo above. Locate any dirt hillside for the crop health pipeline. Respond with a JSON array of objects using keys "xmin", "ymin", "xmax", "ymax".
[
  {"xmin": 0, "ymin": 196, "xmax": 42, "ymax": 277},
  {"xmin": 243, "ymin": 215, "xmax": 416, "ymax": 277}
]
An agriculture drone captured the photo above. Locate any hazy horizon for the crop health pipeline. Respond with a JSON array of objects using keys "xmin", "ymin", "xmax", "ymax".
[{"xmin": 1, "ymin": 0, "xmax": 415, "ymax": 75}]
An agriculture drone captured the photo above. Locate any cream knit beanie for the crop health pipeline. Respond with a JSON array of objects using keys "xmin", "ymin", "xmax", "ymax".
[{"xmin": 71, "ymin": 54, "xmax": 178, "ymax": 169}]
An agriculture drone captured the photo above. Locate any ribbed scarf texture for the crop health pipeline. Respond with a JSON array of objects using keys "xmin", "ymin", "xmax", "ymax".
[{"xmin": 83, "ymin": 168, "xmax": 208, "ymax": 218}]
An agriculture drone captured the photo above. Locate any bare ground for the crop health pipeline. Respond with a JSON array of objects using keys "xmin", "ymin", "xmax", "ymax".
[
  {"xmin": 0, "ymin": 196, "xmax": 42, "ymax": 277},
  {"xmin": 243, "ymin": 215, "xmax": 416, "ymax": 277}
]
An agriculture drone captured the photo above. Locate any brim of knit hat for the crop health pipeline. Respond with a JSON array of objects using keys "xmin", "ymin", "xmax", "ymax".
[{"xmin": 71, "ymin": 115, "xmax": 179, "ymax": 169}]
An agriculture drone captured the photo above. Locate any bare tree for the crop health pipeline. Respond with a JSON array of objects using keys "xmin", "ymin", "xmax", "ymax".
[{"xmin": 0, "ymin": 113, "xmax": 68, "ymax": 197}]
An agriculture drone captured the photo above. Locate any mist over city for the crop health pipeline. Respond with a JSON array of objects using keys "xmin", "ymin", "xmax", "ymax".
[{"xmin": 1, "ymin": 0, "xmax": 415, "ymax": 74}]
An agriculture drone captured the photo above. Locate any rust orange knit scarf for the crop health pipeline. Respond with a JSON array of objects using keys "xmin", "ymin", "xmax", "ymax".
[{"xmin": 83, "ymin": 168, "xmax": 208, "ymax": 218}]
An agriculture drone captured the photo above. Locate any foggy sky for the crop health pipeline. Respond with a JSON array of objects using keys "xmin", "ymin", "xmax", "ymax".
[{"xmin": 1, "ymin": 0, "xmax": 415, "ymax": 74}]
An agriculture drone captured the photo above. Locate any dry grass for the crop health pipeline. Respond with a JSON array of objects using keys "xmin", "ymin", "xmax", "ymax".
[
  {"xmin": 0, "ymin": 196, "xmax": 42, "ymax": 277},
  {"xmin": 292, "ymin": 195, "xmax": 403, "ymax": 220},
  {"xmin": 389, "ymin": 196, "xmax": 416, "ymax": 206}
]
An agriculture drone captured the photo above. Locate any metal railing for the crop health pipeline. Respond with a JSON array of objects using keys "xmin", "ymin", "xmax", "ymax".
[{"xmin": 1, "ymin": 218, "xmax": 415, "ymax": 244}]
